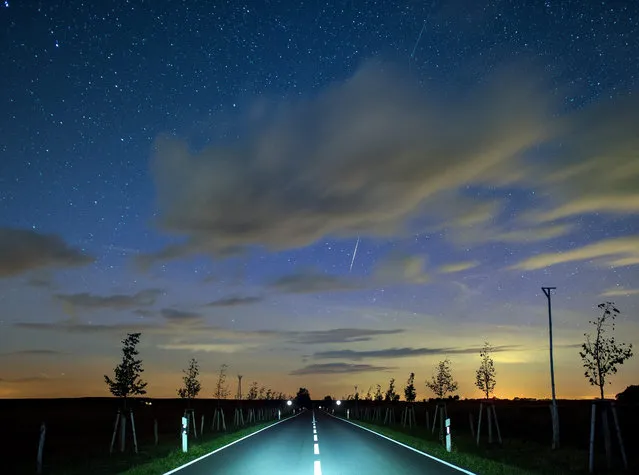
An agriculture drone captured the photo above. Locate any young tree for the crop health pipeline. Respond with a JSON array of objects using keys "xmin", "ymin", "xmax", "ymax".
[
  {"xmin": 213, "ymin": 363, "xmax": 230, "ymax": 400},
  {"xmin": 104, "ymin": 332, "xmax": 147, "ymax": 409},
  {"xmin": 247, "ymin": 381, "xmax": 258, "ymax": 400},
  {"xmin": 384, "ymin": 378, "xmax": 400, "ymax": 402},
  {"xmin": 364, "ymin": 386, "xmax": 372, "ymax": 401},
  {"xmin": 475, "ymin": 342, "xmax": 497, "ymax": 399},
  {"xmin": 258, "ymin": 385, "xmax": 266, "ymax": 399},
  {"xmin": 579, "ymin": 302, "xmax": 634, "ymax": 400},
  {"xmin": 404, "ymin": 372, "xmax": 417, "ymax": 403},
  {"xmin": 177, "ymin": 358, "xmax": 201, "ymax": 406},
  {"xmin": 374, "ymin": 384, "xmax": 383, "ymax": 402},
  {"xmin": 425, "ymin": 358, "xmax": 458, "ymax": 399}
]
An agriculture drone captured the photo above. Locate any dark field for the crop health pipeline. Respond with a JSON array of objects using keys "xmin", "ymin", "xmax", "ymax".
[
  {"xmin": 335, "ymin": 399, "xmax": 639, "ymax": 474},
  {"xmin": 2, "ymin": 397, "xmax": 637, "ymax": 474},
  {"xmin": 1, "ymin": 397, "xmax": 289, "ymax": 474}
]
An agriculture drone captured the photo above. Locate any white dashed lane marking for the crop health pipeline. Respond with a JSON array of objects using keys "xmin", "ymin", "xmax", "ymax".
[{"xmin": 312, "ymin": 411, "xmax": 322, "ymax": 474}]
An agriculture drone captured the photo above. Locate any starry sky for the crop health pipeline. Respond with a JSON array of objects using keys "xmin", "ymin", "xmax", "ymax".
[{"xmin": 1, "ymin": 0, "xmax": 638, "ymax": 400}]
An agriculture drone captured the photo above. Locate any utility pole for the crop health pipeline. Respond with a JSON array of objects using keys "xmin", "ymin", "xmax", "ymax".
[{"xmin": 542, "ymin": 286, "xmax": 560, "ymax": 450}]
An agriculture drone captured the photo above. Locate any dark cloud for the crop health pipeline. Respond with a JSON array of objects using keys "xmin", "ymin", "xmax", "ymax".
[
  {"xmin": 161, "ymin": 308, "xmax": 203, "ymax": 324},
  {"xmin": 290, "ymin": 363, "xmax": 395, "ymax": 375},
  {"xmin": 55, "ymin": 289, "xmax": 164, "ymax": 310},
  {"xmin": 268, "ymin": 270, "xmax": 361, "ymax": 294},
  {"xmin": 314, "ymin": 345, "xmax": 521, "ymax": 360},
  {"xmin": 15, "ymin": 320, "xmax": 154, "ymax": 334},
  {"xmin": 285, "ymin": 328, "xmax": 404, "ymax": 344},
  {"xmin": 139, "ymin": 60, "xmax": 554, "ymax": 263},
  {"xmin": 0, "ymin": 375, "xmax": 54, "ymax": 383},
  {"xmin": 0, "ymin": 227, "xmax": 94, "ymax": 278},
  {"xmin": 25, "ymin": 274, "xmax": 56, "ymax": 289},
  {"xmin": 206, "ymin": 296, "xmax": 262, "ymax": 307},
  {"xmin": 0, "ymin": 349, "xmax": 65, "ymax": 356}
]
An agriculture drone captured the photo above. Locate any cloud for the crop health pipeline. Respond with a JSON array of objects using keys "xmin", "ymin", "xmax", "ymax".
[
  {"xmin": 314, "ymin": 345, "xmax": 521, "ymax": 361},
  {"xmin": 268, "ymin": 270, "xmax": 361, "ymax": 294},
  {"xmin": 437, "ymin": 261, "xmax": 480, "ymax": 274},
  {"xmin": 510, "ymin": 235, "xmax": 639, "ymax": 271},
  {"xmin": 139, "ymin": 60, "xmax": 555, "ymax": 263},
  {"xmin": 160, "ymin": 308, "xmax": 203, "ymax": 325},
  {"xmin": 284, "ymin": 328, "xmax": 404, "ymax": 344},
  {"xmin": 55, "ymin": 289, "xmax": 164, "ymax": 311},
  {"xmin": 206, "ymin": 296, "xmax": 262, "ymax": 307},
  {"xmin": 158, "ymin": 342, "xmax": 255, "ymax": 353},
  {"xmin": 374, "ymin": 252, "xmax": 429, "ymax": 285},
  {"xmin": 289, "ymin": 363, "xmax": 395, "ymax": 375},
  {"xmin": 0, "ymin": 227, "xmax": 93, "ymax": 278},
  {"xmin": 521, "ymin": 95, "xmax": 639, "ymax": 222},
  {"xmin": 600, "ymin": 287, "xmax": 639, "ymax": 297},
  {"xmin": 0, "ymin": 376, "xmax": 54, "ymax": 384},
  {"xmin": 0, "ymin": 349, "xmax": 65, "ymax": 357}
]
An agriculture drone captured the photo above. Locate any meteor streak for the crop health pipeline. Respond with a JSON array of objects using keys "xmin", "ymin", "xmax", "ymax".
[{"xmin": 349, "ymin": 237, "xmax": 360, "ymax": 272}]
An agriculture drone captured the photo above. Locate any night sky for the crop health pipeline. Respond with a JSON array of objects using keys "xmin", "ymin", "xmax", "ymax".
[{"xmin": 1, "ymin": 0, "xmax": 638, "ymax": 400}]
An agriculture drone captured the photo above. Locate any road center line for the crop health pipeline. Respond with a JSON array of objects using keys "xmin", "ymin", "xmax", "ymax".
[
  {"xmin": 314, "ymin": 442, "xmax": 320, "ymax": 455},
  {"xmin": 314, "ymin": 434, "xmax": 318, "ymax": 442},
  {"xmin": 314, "ymin": 460, "xmax": 322, "ymax": 475}
]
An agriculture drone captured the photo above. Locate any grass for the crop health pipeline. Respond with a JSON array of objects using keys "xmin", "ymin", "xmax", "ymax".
[
  {"xmin": 45, "ymin": 418, "xmax": 286, "ymax": 475},
  {"xmin": 118, "ymin": 421, "xmax": 278, "ymax": 475},
  {"xmin": 339, "ymin": 418, "xmax": 594, "ymax": 475}
]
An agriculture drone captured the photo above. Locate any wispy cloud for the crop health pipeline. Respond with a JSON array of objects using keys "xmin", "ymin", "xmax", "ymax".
[
  {"xmin": 206, "ymin": 296, "xmax": 262, "ymax": 307},
  {"xmin": 139, "ymin": 60, "xmax": 556, "ymax": 264},
  {"xmin": 268, "ymin": 270, "xmax": 361, "ymax": 294},
  {"xmin": 600, "ymin": 287, "xmax": 639, "ymax": 297},
  {"xmin": 0, "ymin": 227, "xmax": 94, "ymax": 278},
  {"xmin": 510, "ymin": 236, "xmax": 639, "ymax": 270},
  {"xmin": 314, "ymin": 345, "xmax": 520, "ymax": 361},
  {"xmin": 290, "ymin": 363, "xmax": 395, "ymax": 375},
  {"xmin": 0, "ymin": 349, "xmax": 66, "ymax": 357},
  {"xmin": 437, "ymin": 261, "xmax": 480, "ymax": 274},
  {"xmin": 374, "ymin": 252, "xmax": 429, "ymax": 285},
  {"xmin": 55, "ymin": 289, "xmax": 164, "ymax": 311}
]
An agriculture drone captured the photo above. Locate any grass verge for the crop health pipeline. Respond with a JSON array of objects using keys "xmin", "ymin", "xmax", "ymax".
[
  {"xmin": 118, "ymin": 420, "xmax": 279, "ymax": 475},
  {"xmin": 45, "ymin": 418, "xmax": 288, "ymax": 475},
  {"xmin": 339, "ymin": 418, "xmax": 591, "ymax": 475}
]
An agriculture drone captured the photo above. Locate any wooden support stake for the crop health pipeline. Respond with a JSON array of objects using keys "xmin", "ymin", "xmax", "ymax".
[
  {"xmin": 469, "ymin": 412, "xmax": 475, "ymax": 439},
  {"xmin": 476, "ymin": 403, "xmax": 483, "ymax": 445},
  {"xmin": 154, "ymin": 419, "xmax": 158, "ymax": 446},
  {"xmin": 589, "ymin": 403, "xmax": 596, "ymax": 474},
  {"xmin": 492, "ymin": 405, "xmax": 502, "ymax": 445},
  {"xmin": 602, "ymin": 406, "xmax": 611, "ymax": 470},
  {"xmin": 130, "ymin": 410, "xmax": 138, "ymax": 454},
  {"xmin": 610, "ymin": 402, "xmax": 628, "ymax": 470},
  {"xmin": 110, "ymin": 410, "xmax": 120, "ymax": 454},
  {"xmin": 119, "ymin": 412, "xmax": 127, "ymax": 453},
  {"xmin": 37, "ymin": 422, "xmax": 46, "ymax": 475}
]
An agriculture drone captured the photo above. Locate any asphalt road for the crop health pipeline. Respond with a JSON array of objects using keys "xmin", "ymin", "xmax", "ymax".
[{"xmin": 167, "ymin": 409, "xmax": 474, "ymax": 475}]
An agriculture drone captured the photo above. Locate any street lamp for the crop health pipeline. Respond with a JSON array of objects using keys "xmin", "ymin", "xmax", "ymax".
[{"xmin": 286, "ymin": 400, "xmax": 292, "ymax": 406}]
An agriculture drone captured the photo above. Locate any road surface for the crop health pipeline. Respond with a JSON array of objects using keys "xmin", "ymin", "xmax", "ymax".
[{"xmin": 167, "ymin": 409, "xmax": 473, "ymax": 474}]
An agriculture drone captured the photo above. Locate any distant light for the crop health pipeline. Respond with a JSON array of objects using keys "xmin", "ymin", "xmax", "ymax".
[
  {"xmin": 287, "ymin": 400, "xmax": 292, "ymax": 406},
  {"xmin": 336, "ymin": 400, "xmax": 341, "ymax": 405}
]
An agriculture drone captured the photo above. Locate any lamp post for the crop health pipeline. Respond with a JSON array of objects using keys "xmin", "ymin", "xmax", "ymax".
[{"xmin": 542, "ymin": 286, "xmax": 560, "ymax": 450}]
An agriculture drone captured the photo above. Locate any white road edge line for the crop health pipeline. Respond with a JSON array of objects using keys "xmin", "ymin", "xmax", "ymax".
[
  {"xmin": 163, "ymin": 411, "xmax": 303, "ymax": 474},
  {"xmin": 314, "ymin": 460, "xmax": 322, "ymax": 475},
  {"xmin": 326, "ymin": 412, "xmax": 476, "ymax": 475}
]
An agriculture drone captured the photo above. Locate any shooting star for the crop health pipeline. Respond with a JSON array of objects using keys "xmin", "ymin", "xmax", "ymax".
[
  {"xmin": 409, "ymin": 21, "xmax": 427, "ymax": 73},
  {"xmin": 349, "ymin": 237, "xmax": 360, "ymax": 272}
]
